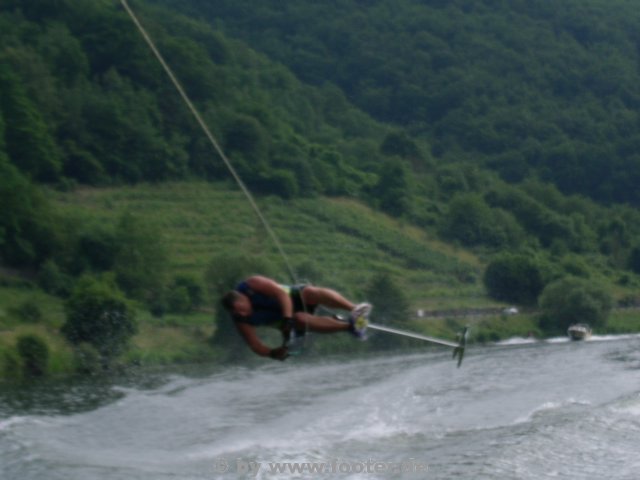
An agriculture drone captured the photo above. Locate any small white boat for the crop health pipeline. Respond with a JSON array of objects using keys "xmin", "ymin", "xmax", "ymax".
[{"xmin": 567, "ymin": 324, "xmax": 592, "ymax": 341}]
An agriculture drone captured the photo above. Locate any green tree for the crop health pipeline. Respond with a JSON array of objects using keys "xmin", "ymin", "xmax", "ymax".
[
  {"xmin": 78, "ymin": 69, "xmax": 184, "ymax": 183},
  {"xmin": 372, "ymin": 159, "xmax": 413, "ymax": 217},
  {"xmin": 599, "ymin": 217, "xmax": 631, "ymax": 267},
  {"xmin": 167, "ymin": 286, "xmax": 191, "ymax": 314},
  {"xmin": 363, "ymin": 272, "xmax": 412, "ymax": 350},
  {"xmin": 62, "ymin": 276, "xmax": 137, "ymax": 362},
  {"xmin": 166, "ymin": 275, "xmax": 203, "ymax": 313},
  {"xmin": 113, "ymin": 212, "xmax": 168, "ymax": 304},
  {"xmin": 538, "ymin": 277, "xmax": 612, "ymax": 334},
  {"xmin": 61, "ymin": 140, "xmax": 107, "ymax": 185},
  {"xmin": 483, "ymin": 253, "xmax": 547, "ymax": 305},
  {"xmin": 224, "ymin": 114, "xmax": 268, "ymax": 160},
  {"xmin": 364, "ymin": 272, "xmax": 411, "ymax": 324},
  {"xmin": 250, "ymin": 168, "xmax": 299, "ymax": 198},
  {"xmin": 36, "ymin": 22, "xmax": 90, "ymax": 84},
  {"xmin": 16, "ymin": 334, "xmax": 49, "ymax": 377},
  {"xmin": 3, "ymin": 350, "xmax": 21, "ymax": 380},
  {"xmin": 0, "ymin": 156, "xmax": 57, "ymax": 267},
  {"xmin": 380, "ymin": 131, "xmax": 420, "ymax": 159},
  {"xmin": 485, "ymin": 187, "xmax": 574, "ymax": 248},
  {"xmin": 441, "ymin": 193, "xmax": 523, "ymax": 248},
  {"xmin": 380, "ymin": 131, "xmax": 427, "ymax": 171},
  {"xmin": 160, "ymin": 36, "xmax": 223, "ymax": 102},
  {"xmin": 38, "ymin": 260, "xmax": 72, "ymax": 297},
  {"xmin": 74, "ymin": 223, "xmax": 118, "ymax": 273},
  {"xmin": 435, "ymin": 164, "xmax": 469, "ymax": 199},
  {"xmin": 441, "ymin": 193, "xmax": 493, "ymax": 246},
  {"xmin": 0, "ymin": 63, "xmax": 61, "ymax": 181}
]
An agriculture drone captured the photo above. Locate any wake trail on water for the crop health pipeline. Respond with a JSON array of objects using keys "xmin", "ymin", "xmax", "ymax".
[{"xmin": 2, "ymin": 336, "xmax": 640, "ymax": 479}]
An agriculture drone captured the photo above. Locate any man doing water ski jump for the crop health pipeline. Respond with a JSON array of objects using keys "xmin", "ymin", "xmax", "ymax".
[{"xmin": 221, "ymin": 275, "xmax": 371, "ymax": 360}]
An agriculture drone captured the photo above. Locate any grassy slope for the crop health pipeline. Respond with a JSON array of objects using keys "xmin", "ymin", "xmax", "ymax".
[{"xmin": 52, "ymin": 181, "xmax": 486, "ymax": 306}]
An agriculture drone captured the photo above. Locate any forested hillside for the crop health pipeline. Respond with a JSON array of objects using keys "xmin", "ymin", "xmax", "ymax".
[
  {"xmin": 3, "ymin": 0, "xmax": 640, "ymax": 267},
  {"xmin": 1, "ymin": 0, "xmax": 640, "ymax": 367},
  {"xmin": 164, "ymin": 0, "xmax": 640, "ymax": 206}
]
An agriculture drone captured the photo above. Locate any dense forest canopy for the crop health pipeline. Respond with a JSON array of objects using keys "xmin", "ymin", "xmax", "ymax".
[
  {"xmin": 0, "ymin": 0, "xmax": 393, "ymax": 193},
  {"xmin": 160, "ymin": 0, "xmax": 640, "ymax": 205}
]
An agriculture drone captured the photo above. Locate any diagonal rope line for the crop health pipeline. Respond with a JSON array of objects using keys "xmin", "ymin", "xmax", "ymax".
[{"xmin": 120, "ymin": 0, "xmax": 298, "ymax": 284}]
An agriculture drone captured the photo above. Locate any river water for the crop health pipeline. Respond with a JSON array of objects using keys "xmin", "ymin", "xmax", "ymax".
[{"xmin": 1, "ymin": 335, "xmax": 639, "ymax": 479}]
